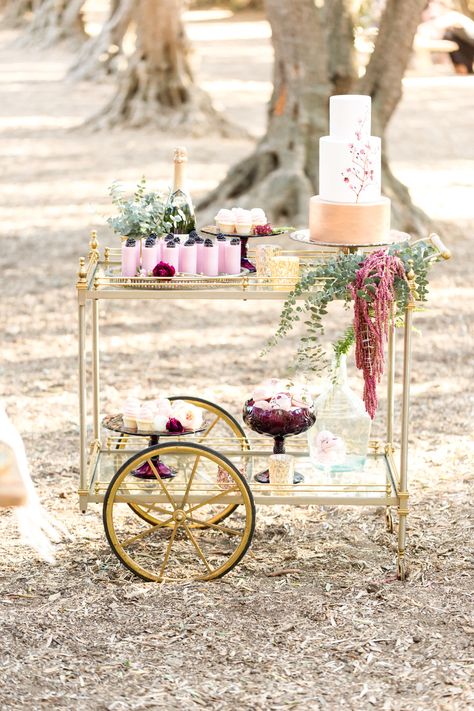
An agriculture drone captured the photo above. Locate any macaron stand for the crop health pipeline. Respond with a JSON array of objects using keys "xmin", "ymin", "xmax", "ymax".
[{"xmin": 76, "ymin": 231, "xmax": 450, "ymax": 583}]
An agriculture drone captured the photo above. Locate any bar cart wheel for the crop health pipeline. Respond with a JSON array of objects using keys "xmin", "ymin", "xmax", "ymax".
[
  {"xmin": 127, "ymin": 396, "xmax": 250, "ymax": 527},
  {"xmin": 103, "ymin": 442, "xmax": 255, "ymax": 582}
]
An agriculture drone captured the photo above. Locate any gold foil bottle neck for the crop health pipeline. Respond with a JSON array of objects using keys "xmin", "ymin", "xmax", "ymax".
[{"xmin": 173, "ymin": 146, "xmax": 188, "ymax": 163}]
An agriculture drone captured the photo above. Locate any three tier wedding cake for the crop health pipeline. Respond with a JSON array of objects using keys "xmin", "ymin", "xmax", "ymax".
[{"xmin": 309, "ymin": 94, "xmax": 391, "ymax": 245}]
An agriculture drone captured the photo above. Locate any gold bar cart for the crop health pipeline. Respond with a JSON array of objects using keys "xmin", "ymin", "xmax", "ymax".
[{"xmin": 76, "ymin": 233, "xmax": 449, "ymax": 583}]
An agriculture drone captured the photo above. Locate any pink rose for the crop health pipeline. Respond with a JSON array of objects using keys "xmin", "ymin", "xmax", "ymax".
[
  {"xmin": 269, "ymin": 394, "xmax": 292, "ymax": 411},
  {"xmin": 253, "ymin": 399, "xmax": 272, "ymax": 410},
  {"xmin": 153, "ymin": 261, "xmax": 175, "ymax": 278}
]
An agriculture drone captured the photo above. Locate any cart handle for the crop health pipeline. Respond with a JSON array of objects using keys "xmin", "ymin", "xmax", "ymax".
[{"xmin": 429, "ymin": 233, "xmax": 451, "ymax": 260}]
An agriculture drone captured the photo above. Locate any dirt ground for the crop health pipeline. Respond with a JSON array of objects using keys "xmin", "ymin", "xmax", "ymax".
[{"xmin": 1, "ymin": 11, "xmax": 474, "ymax": 711}]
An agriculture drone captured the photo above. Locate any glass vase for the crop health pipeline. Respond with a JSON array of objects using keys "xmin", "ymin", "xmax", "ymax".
[{"xmin": 308, "ymin": 354, "xmax": 371, "ymax": 472}]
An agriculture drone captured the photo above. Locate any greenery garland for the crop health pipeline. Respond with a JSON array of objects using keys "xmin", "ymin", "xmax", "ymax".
[
  {"xmin": 264, "ymin": 239, "xmax": 439, "ymax": 375},
  {"xmin": 107, "ymin": 176, "xmax": 178, "ymax": 238}
]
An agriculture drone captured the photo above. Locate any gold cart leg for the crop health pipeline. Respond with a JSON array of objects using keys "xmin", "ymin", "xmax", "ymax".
[
  {"xmin": 397, "ymin": 265, "xmax": 416, "ymax": 580},
  {"xmin": 78, "ymin": 298, "xmax": 88, "ymax": 513},
  {"xmin": 92, "ymin": 297, "xmax": 100, "ymax": 440},
  {"xmin": 385, "ymin": 304, "xmax": 396, "ymax": 533}
]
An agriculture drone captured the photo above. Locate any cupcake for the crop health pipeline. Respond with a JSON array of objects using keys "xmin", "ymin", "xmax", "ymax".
[
  {"xmin": 251, "ymin": 208, "xmax": 267, "ymax": 228},
  {"xmin": 214, "ymin": 209, "xmax": 234, "ymax": 234},
  {"xmin": 137, "ymin": 404, "xmax": 154, "ymax": 432},
  {"xmin": 154, "ymin": 397, "xmax": 172, "ymax": 417},
  {"xmin": 122, "ymin": 397, "xmax": 140, "ymax": 429},
  {"xmin": 234, "ymin": 208, "xmax": 253, "ymax": 236}
]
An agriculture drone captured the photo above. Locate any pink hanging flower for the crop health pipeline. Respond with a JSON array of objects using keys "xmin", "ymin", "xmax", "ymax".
[{"xmin": 349, "ymin": 251, "xmax": 410, "ymax": 419}]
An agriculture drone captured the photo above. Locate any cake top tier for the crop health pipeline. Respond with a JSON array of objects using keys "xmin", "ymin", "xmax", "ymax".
[{"xmin": 329, "ymin": 94, "xmax": 371, "ymax": 140}]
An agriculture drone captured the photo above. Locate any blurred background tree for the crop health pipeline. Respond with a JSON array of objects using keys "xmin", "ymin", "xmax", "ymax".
[
  {"xmin": 4, "ymin": 0, "xmax": 472, "ymax": 228},
  {"xmin": 72, "ymin": 0, "xmax": 241, "ymax": 134},
  {"xmin": 200, "ymin": 0, "xmax": 429, "ymax": 232},
  {"xmin": 2, "ymin": 0, "xmax": 87, "ymax": 45}
]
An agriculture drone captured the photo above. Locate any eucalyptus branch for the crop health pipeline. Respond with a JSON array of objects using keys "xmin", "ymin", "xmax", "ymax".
[{"xmin": 264, "ymin": 240, "xmax": 441, "ymax": 377}]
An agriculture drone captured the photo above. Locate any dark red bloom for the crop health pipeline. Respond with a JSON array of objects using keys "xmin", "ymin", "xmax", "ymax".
[
  {"xmin": 153, "ymin": 261, "xmax": 175, "ymax": 278},
  {"xmin": 166, "ymin": 417, "xmax": 184, "ymax": 433},
  {"xmin": 255, "ymin": 223, "xmax": 273, "ymax": 236}
]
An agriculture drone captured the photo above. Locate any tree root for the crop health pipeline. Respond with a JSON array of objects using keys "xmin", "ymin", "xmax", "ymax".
[
  {"xmin": 17, "ymin": 0, "xmax": 86, "ymax": 49},
  {"xmin": 82, "ymin": 58, "xmax": 248, "ymax": 139},
  {"xmin": 381, "ymin": 158, "xmax": 432, "ymax": 235}
]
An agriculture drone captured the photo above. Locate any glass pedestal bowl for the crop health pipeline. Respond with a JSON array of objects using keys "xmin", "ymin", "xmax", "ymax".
[{"xmin": 243, "ymin": 399, "xmax": 316, "ymax": 483}]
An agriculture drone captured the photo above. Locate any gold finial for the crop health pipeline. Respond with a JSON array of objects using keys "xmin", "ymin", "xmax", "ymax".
[
  {"xmin": 93, "ymin": 276, "xmax": 100, "ymax": 290},
  {"xmin": 173, "ymin": 146, "xmax": 187, "ymax": 163},
  {"xmin": 89, "ymin": 230, "xmax": 99, "ymax": 258},
  {"xmin": 104, "ymin": 247, "xmax": 110, "ymax": 263},
  {"xmin": 406, "ymin": 259, "xmax": 419, "ymax": 302},
  {"xmin": 78, "ymin": 257, "xmax": 86, "ymax": 280},
  {"xmin": 77, "ymin": 257, "xmax": 87, "ymax": 290}
]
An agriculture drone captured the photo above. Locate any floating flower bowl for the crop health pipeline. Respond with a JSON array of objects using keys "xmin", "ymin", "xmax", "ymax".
[{"xmin": 243, "ymin": 399, "xmax": 316, "ymax": 483}]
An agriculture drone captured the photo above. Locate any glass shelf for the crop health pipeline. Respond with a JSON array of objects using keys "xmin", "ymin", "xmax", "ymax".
[{"xmin": 86, "ymin": 439, "xmax": 398, "ymax": 508}]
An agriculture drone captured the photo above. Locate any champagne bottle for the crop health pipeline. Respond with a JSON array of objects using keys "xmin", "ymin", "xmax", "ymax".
[{"xmin": 165, "ymin": 146, "xmax": 195, "ymax": 234}]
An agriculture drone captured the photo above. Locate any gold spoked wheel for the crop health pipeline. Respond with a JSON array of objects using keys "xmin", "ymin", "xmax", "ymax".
[
  {"xmin": 104, "ymin": 442, "xmax": 255, "ymax": 582},
  {"xmin": 128, "ymin": 397, "xmax": 249, "ymax": 527}
]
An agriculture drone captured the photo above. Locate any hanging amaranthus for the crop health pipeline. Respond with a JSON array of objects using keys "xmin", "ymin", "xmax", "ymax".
[{"xmin": 349, "ymin": 250, "xmax": 409, "ymax": 419}]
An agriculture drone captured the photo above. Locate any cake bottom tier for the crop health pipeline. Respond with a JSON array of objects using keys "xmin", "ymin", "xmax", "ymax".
[{"xmin": 309, "ymin": 196, "xmax": 391, "ymax": 245}]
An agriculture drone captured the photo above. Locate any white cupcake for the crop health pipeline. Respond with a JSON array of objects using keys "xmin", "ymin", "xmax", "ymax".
[
  {"xmin": 214, "ymin": 208, "xmax": 234, "ymax": 234},
  {"xmin": 137, "ymin": 404, "xmax": 154, "ymax": 432},
  {"xmin": 251, "ymin": 208, "xmax": 267, "ymax": 228},
  {"xmin": 122, "ymin": 397, "xmax": 140, "ymax": 428},
  {"xmin": 152, "ymin": 397, "xmax": 172, "ymax": 418},
  {"xmin": 234, "ymin": 208, "xmax": 253, "ymax": 236}
]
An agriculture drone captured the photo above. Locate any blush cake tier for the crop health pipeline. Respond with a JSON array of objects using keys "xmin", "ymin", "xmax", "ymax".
[
  {"xmin": 309, "ymin": 196, "xmax": 391, "ymax": 245},
  {"xmin": 310, "ymin": 94, "xmax": 391, "ymax": 245}
]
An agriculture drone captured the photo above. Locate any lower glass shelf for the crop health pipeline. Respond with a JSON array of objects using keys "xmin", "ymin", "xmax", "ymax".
[{"xmin": 81, "ymin": 437, "xmax": 400, "ymax": 509}]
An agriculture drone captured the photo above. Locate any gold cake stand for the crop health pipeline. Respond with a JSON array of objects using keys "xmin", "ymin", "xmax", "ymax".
[{"xmin": 290, "ymin": 228, "xmax": 411, "ymax": 250}]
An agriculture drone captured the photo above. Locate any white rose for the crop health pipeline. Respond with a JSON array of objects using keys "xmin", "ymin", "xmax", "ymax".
[
  {"xmin": 153, "ymin": 414, "xmax": 169, "ymax": 432},
  {"xmin": 172, "ymin": 402, "xmax": 202, "ymax": 431}
]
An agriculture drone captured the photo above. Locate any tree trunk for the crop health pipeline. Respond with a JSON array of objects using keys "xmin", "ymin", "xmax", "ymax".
[
  {"xmin": 87, "ymin": 0, "xmax": 242, "ymax": 135},
  {"xmin": 2, "ymin": 0, "xmax": 34, "ymax": 27},
  {"xmin": 199, "ymin": 0, "xmax": 431, "ymax": 234},
  {"xmin": 326, "ymin": 0, "xmax": 358, "ymax": 93},
  {"xmin": 22, "ymin": 0, "xmax": 87, "ymax": 47},
  {"xmin": 199, "ymin": 0, "xmax": 332, "ymax": 224},
  {"xmin": 356, "ymin": 0, "xmax": 429, "ymax": 233},
  {"xmin": 68, "ymin": 0, "xmax": 133, "ymax": 82}
]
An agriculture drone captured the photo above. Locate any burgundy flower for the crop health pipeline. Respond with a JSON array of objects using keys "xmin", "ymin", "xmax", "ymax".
[
  {"xmin": 153, "ymin": 261, "xmax": 175, "ymax": 278},
  {"xmin": 166, "ymin": 417, "xmax": 184, "ymax": 433},
  {"xmin": 255, "ymin": 223, "xmax": 273, "ymax": 236},
  {"xmin": 344, "ymin": 177, "xmax": 350, "ymax": 183}
]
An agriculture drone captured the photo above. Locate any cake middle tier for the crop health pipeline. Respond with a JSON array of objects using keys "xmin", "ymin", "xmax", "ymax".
[{"xmin": 319, "ymin": 135, "xmax": 381, "ymax": 204}]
